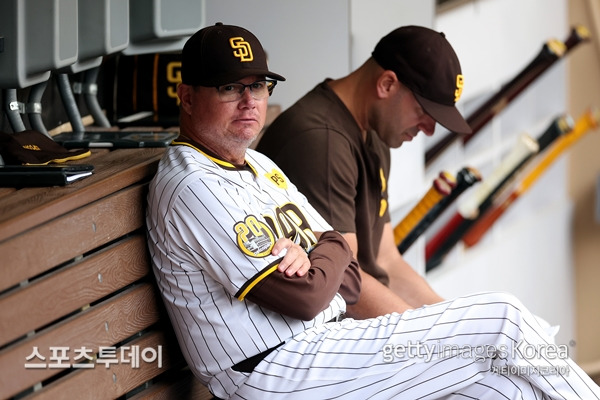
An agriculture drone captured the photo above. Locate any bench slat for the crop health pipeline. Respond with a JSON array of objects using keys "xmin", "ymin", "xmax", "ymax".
[
  {"xmin": 0, "ymin": 283, "xmax": 160, "ymax": 399},
  {"xmin": 0, "ymin": 183, "xmax": 147, "ymax": 292},
  {"xmin": 0, "ymin": 187, "xmax": 17, "ymax": 199},
  {"xmin": 0, "ymin": 234, "xmax": 150, "ymax": 347},
  {"xmin": 129, "ymin": 368, "xmax": 216, "ymax": 400},
  {"xmin": 0, "ymin": 148, "xmax": 163, "ymax": 243}
]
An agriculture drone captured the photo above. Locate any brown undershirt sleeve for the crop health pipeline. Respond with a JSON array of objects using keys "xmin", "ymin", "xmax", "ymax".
[{"xmin": 240, "ymin": 231, "xmax": 361, "ymax": 320}]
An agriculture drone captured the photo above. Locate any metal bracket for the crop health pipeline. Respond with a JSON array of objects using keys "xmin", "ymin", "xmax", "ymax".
[
  {"xmin": 8, "ymin": 101, "xmax": 25, "ymax": 113},
  {"xmin": 72, "ymin": 82, "xmax": 98, "ymax": 95},
  {"xmin": 25, "ymin": 102, "xmax": 42, "ymax": 114}
]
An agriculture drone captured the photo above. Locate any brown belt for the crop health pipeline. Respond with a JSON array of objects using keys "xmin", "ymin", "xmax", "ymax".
[{"xmin": 231, "ymin": 342, "xmax": 284, "ymax": 373}]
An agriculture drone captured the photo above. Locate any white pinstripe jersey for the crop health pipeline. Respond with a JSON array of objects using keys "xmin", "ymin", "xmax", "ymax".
[{"xmin": 146, "ymin": 143, "xmax": 346, "ymax": 396}]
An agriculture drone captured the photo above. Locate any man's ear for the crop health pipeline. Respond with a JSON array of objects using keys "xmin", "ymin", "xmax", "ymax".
[
  {"xmin": 177, "ymin": 84, "xmax": 193, "ymax": 115},
  {"xmin": 376, "ymin": 70, "xmax": 397, "ymax": 99}
]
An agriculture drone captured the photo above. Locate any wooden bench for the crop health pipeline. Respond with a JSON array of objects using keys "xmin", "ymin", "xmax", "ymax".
[{"xmin": 0, "ymin": 148, "xmax": 214, "ymax": 399}]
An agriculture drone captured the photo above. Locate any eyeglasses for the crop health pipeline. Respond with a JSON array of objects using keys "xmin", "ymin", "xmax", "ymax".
[{"xmin": 215, "ymin": 80, "xmax": 277, "ymax": 102}]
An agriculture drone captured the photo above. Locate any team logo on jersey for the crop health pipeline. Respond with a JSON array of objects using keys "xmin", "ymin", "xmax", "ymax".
[
  {"xmin": 234, "ymin": 215, "xmax": 276, "ymax": 257},
  {"xmin": 265, "ymin": 169, "xmax": 288, "ymax": 190},
  {"xmin": 379, "ymin": 168, "xmax": 387, "ymax": 217},
  {"xmin": 263, "ymin": 203, "xmax": 318, "ymax": 251},
  {"xmin": 380, "ymin": 168, "xmax": 387, "ymax": 193},
  {"xmin": 230, "ymin": 37, "xmax": 254, "ymax": 62},
  {"xmin": 379, "ymin": 199, "xmax": 388, "ymax": 218}
]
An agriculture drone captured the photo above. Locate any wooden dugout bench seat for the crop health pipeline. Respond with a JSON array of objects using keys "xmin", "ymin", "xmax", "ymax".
[{"xmin": 0, "ymin": 148, "xmax": 214, "ymax": 399}]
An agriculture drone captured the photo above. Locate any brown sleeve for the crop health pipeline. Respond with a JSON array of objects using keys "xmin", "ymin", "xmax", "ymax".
[
  {"xmin": 338, "ymin": 258, "xmax": 361, "ymax": 305},
  {"xmin": 240, "ymin": 231, "xmax": 361, "ymax": 320}
]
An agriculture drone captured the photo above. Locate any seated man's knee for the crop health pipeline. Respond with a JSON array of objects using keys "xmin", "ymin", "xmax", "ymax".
[{"xmin": 462, "ymin": 291, "xmax": 526, "ymax": 319}]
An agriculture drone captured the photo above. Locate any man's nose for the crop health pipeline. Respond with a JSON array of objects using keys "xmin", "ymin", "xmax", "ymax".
[
  {"xmin": 239, "ymin": 87, "xmax": 257, "ymax": 105},
  {"xmin": 419, "ymin": 116, "xmax": 436, "ymax": 136}
]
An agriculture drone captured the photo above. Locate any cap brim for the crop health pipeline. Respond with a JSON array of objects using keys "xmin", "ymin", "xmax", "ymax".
[
  {"xmin": 202, "ymin": 69, "xmax": 286, "ymax": 87},
  {"xmin": 414, "ymin": 93, "xmax": 472, "ymax": 135}
]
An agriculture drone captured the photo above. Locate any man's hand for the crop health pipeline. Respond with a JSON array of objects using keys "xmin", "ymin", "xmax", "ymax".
[{"xmin": 272, "ymin": 238, "xmax": 310, "ymax": 277}]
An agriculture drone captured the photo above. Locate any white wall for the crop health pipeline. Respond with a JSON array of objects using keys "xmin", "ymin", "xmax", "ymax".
[{"xmin": 425, "ymin": 0, "xmax": 575, "ymax": 351}]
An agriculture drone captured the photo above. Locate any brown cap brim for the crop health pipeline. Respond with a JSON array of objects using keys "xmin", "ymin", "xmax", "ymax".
[
  {"xmin": 198, "ymin": 68, "xmax": 286, "ymax": 87},
  {"xmin": 414, "ymin": 93, "xmax": 472, "ymax": 135}
]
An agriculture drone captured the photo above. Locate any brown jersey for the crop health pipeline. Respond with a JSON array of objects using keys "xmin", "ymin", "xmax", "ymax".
[{"xmin": 257, "ymin": 79, "xmax": 391, "ymax": 286}]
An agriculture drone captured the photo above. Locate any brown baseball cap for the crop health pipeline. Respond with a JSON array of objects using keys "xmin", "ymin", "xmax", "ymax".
[
  {"xmin": 372, "ymin": 25, "xmax": 472, "ymax": 134},
  {"xmin": 0, "ymin": 130, "xmax": 91, "ymax": 165},
  {"xmin": 181, "ymin": 22, "xmax": 285, "ymax": 86}
]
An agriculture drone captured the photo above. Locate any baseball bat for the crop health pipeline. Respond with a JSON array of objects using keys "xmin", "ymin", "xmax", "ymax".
[
  {"xmin": 393, "ymin": 172, "xmax": 454, "ymax": 246},
  {"xmin": 425, "ymin": 133, "xmax": 540, "ymax": 270},
  {"xmin": 426, "ymin": 114, "xmax": 574, "ymax": 269},
  {"xmin": 462, "ymin": 109, "xmax": 599, "ymax": 247},
  {"xmin": 397, "ymin": 166, "xmax": 481, "ymax": 254},
  {"xmin": 438, "ymin": 170, "xmax": 457, "ymax": 189},
  {"xmin": 425, "ymin": 25, "xmax": 590, "ymax": 167},
  {"xmin": 461, "ymin": 114, "xmax": 572, "ymax": 221},
  {"xmin": 461, "ymin": 25, "xmax": 588, "ymax": 147}
]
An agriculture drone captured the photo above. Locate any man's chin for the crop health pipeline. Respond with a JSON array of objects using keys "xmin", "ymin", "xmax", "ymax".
[{"xmin": 390, "ymin": 137, "xmax": 410, "ymax": 148}]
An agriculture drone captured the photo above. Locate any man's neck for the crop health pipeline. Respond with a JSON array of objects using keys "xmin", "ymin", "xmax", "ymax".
[
  {"xmin": 327, "ymin": 69, "xmax": 371, "ymax": 141},
  {"xmin": 177, "ymin": 133, "xmax": 248, "ymax": 167}
]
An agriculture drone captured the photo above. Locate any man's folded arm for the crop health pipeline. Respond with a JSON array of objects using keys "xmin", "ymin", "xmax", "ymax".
[{"xmin": 236, "ymin": 231, "xmax": 361, "ymax": 320}]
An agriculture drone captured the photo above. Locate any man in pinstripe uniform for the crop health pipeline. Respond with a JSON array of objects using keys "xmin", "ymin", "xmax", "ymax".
[{"xmin": 146, "ymin": 22, "xmax": 600, "ymax": 399}]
